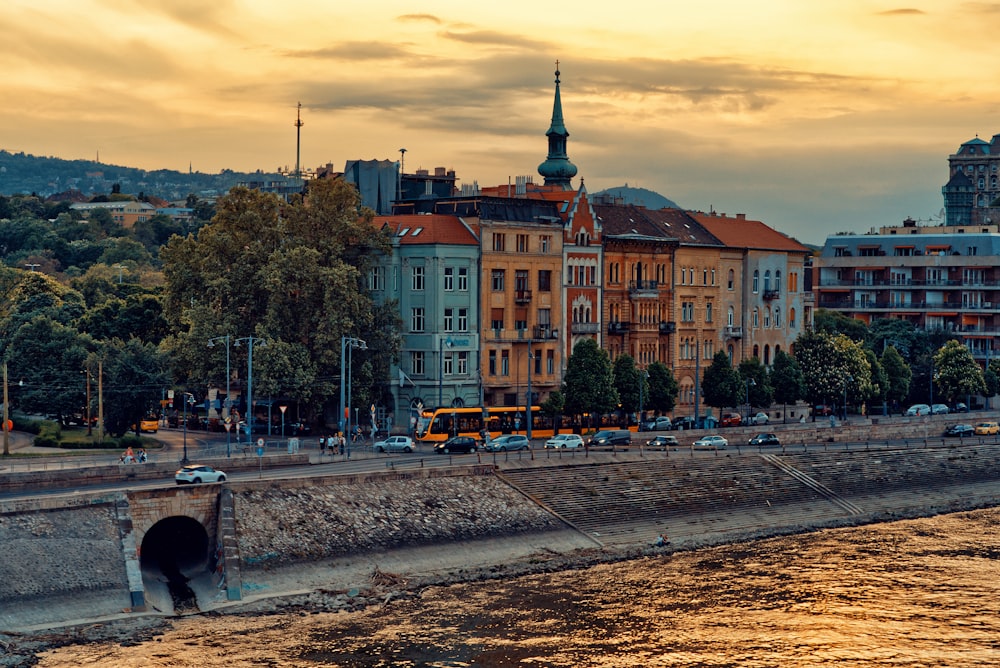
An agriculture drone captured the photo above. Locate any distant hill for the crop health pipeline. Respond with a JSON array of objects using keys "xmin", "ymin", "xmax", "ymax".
[
  {"xmin": 592, "ymin": 184, "xmax": 680, "ymax": 210},
  {"xmin": 0, "ymin": 150, "xmax": 284, "ymax": 201}
]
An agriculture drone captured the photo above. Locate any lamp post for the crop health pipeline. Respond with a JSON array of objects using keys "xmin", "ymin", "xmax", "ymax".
[
  {"xmin": 438, "ymin": 336, "xmax": 453, "ymax": 408},
  {"xmin": 526, "ymin": 339, "xmax": 533, "ymax": 441},
  {"xmin": 340, "ymin": 336, "xmax": 367, "ymax": 441},
  {"xmin": 208, "ymin": 335, "xmax": 232, "ymax": 457},
  {"xmin": 639, "ymin": 369, "xmax": 648, "ymax": 426},
  {"xmin": 745, "ymin": 377, "xmax": 756, "ymax": 423},
  {"xmin": 843, "ymin": 374, "xmax": 853, "ymax": 422},
  {"xmin": 181, "ymin": 391, "xmax": 194, "ymax": 464},
  {"xmin": 236, "ymin": 336, "xmax": 266, "ymax": 445}
]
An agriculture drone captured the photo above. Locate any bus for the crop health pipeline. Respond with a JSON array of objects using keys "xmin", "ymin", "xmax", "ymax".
[{"xmin": 416, "ymin": 406, "xmax": 562, "ymax": 443}]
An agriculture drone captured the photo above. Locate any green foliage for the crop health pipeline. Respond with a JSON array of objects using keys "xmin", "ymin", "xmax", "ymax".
[
  {"xmin": 645, "ymin": 361, "xmax": 678, "ymax": 414},
  {"xmin": 540, "ymin": 389, "xmax": 565, "ymax": 418},
  {"xmin": 769, "ymin": 349, "xmax": 805, "ymax": 408},
  {"xmin": 611, "ymin": 354, "xmax": 642, "ymax": 414},
  {"xmin": 563, "ymin": 338, "xmax": 618, "ymax": 425},
  {"xmin": 34, "ymin": 420, "xmax": 62, "ymax": 447},
  {"xmin": 701, "ymin": 351, "xmax": 741, "ymax": 410},
  {"xmin": 100, "ymin": 338, "xmax": 171, "ymax": 437},
  {"xmin": 879, "ymin": 345, "xmax": 911, "ymax": 405},
  {"xmin": 933, "ymin": 340, "xmax": 986, "ymax": 404},
  {"xmin": 738, "ymin": 357, "xmax": 773, "ymax": 408},
  {"xmin": 813, "ymin": 308, "xmax": 868, "ymax": 341}
]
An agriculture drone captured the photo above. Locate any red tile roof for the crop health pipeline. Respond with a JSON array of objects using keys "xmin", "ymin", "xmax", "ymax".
[
  {"xmin": 375, "ymin": 214, "xmax": 479, "ymax": 245},
  {"xmin": 690, "ymin": 212, "xmax": 810, "ymax": 253}
]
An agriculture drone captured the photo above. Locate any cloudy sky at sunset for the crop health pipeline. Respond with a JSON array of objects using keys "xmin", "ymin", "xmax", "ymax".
[{"xmin": 4, "ymin": 1, "xmax": 1000, "ymax": 244}]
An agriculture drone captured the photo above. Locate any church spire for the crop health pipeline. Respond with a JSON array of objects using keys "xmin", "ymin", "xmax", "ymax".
[{"xmin": 537, "ymin": 62, "xmax": 578, "ymax": 189}]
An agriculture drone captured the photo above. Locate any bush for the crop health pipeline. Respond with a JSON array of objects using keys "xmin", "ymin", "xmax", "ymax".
[
  {"xmin": 33, "ymin": 420, "xmax": 62, "ymax": 447},
  {"xmin": 118, "ymin": 434, "xmax": 143, "ymax": 449}
]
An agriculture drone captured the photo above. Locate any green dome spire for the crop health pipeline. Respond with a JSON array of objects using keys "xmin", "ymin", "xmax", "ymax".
[{"xmin": 537, "ymin": 63, "xmax": 577, "ymax": 189}]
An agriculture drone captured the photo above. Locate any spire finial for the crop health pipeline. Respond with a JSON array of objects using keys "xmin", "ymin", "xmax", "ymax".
[{"xmin": 555, "ymin": 60, "xmax": 560, "ymax": 84}]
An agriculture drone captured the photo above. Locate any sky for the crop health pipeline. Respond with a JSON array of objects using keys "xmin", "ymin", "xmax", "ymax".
[{"xmin": 4, "ymin": 1, "xmax": 1000, "ymax": 245}]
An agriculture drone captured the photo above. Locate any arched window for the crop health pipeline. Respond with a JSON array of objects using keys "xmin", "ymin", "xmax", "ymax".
[
  {"xmin": 764, "ymin": 270, "xmax": 771, "ymax": 293},
  {"xmin": 728, "ymin": 269, "xmax": 735, "ymax": 290},
  {"xmin": 753, "ymin": 345, "xmax": 760, "ymax": 359},
  {"xmin": 728, "ymin": 306, "xmax": 735, "ymax": 326},
  {"xmin": 753, "ymin": 270, "xmax": 759, "ymax": 293},
  {"xmin": 790, "ymin": 307, "xmax": 797, "ymax": 328},
  {"xmin": 764, "ymin": 308, "xmax": 771, "ymax": 328},
  {"xmin": 775, "ymin": 270, "xmax": 782, "ymax": 293},
  {"xmin": 728, "ymin": 345, "xmax": 734, "ymax": 363},
  {"xmin": 753, "ymin": 308, "xmax": 759, "ymax": 328},
  {"xmin": 705, "ymin": 303, "xmax": 713, "ymax": 323},
  {"xmin": 763, "ymin": 345, "xmax": 771, "ymax": 366},
  {"xmin": 774, "ymin": 306, "xmax": 782, "ymax": 328}
]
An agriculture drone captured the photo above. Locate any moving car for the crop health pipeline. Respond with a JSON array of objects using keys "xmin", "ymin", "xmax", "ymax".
[
  {"xmin": 672, "ymin": 416, "xmax": 698, "ymax": 431},
  {"xmin": 175, "ymin": 465, "xmax": 226, "ymax": 485},
  {"xmin": 646, "ymin": 434, "xmax": 678, "ymax": 449},
  {"xmin": 944, "ymin": 424, "xmax": 974, "ymax": 438},
  {"xmin": 751, "ymin": 412, "xmax": 770, "ymax": 425},
  {"xmin": 545, "ymin": 433, "xmax": 584, "ymax": 449},
  {"xmin": 587, "ymin": 429, "xmax": 632, "ymax": 447},
  {"xmin": 374, "ymin": 435, "xmax": 415, "ymax": 453},
  {"xmin": 906, "ymin": 404, "xmax": 931, "ymax": 416},
  {"xmin": 721, "ymin": 413, "xmax": 742, "ymax": 427},
  {"xmin": 931, "ymin": 404, "xmax": 950, "ymax": 415},
  {"xmin": 692, "ymin": 434, "xmax": 728, "ymax": 449},
  {"xmin": 434, "ymin": 436, "xmax": 478, "ymax": 454},
  {"xmin": 748, "ymin": 433, "xmax": 780, "ymax": 446},
  {"xmin": 485, "ymin": 434, "xmax": 531, "ymax": 452},
  {"xmin": 974, "ymin": 421, "xmax": 999, "ymax": 435}
]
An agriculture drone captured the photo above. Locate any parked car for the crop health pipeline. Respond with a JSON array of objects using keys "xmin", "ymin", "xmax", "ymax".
[
  {"xmin": 587, "ymin": 429, "xmax": 632, "ymax": 447},
  {"xmin": 175, "ymin": 465, "xmax": 227, "ymax": 485},
  {"xmin": 434, "ymin": 436, "xmax": 478, "ymax": 454},
  {"xmin": 692, "ymin": 435, "xmax": 728, "ymax": 449},
  {"xmin": 374, "ymin": 435, "xmax": 415, "ymax": 453},
  {"xmin": 641, "ymin": 416, "xmax": 674, "ymax": 431},
  {"xmin": 485, "ymin": 434, "xmax": 531, "ymax": 452},
  {"xmin": 748, "ymin": 433, "xmax": 780, "ymax": 447},
  {"xmin": 907, "ymin": 404, "xmax": 931, "ymax": 416},
  {"xmin": 751, "ymin": 412, "xmax": 770, "ymax": 425},
  {"xmin": 139, "ymin": 417, "xmax": 159, "ymax": 433},
  {"xmin": 288, "ymin": 421, "xmax": 312, "ymax": 436},
  {"xmin": 721, "ymin": 413, "xmax": 742, "ymax": 427},
  {"xmin": 953, "ymin": 402, "xmax": 969, "ymax": 413},
  {"xmin": 931, "ymin": 403, "xmax": 951, "ymax": 415},
  {"xmin": 974, "ymin": 421, "xmax": 999, "ymax": 435},
  {"xmin": 672, "ymin": 416, "xmax": 698, "ymax": 431},
  {"xmin": 645, "ymin": 434, "xmax": 678, "ymax": 449},
  {"xmin": 545, "ymin": 433, "xmax": 584, "ymax": 449},
  {"xmin": 944, "ymin": 424, "xmax": 974, "ymax": 438}
]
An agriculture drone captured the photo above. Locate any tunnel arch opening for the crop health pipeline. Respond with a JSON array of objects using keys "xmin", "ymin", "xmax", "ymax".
[{"xmin": 141, "ymin": 515, "xmax": 213, "ymax": 614}]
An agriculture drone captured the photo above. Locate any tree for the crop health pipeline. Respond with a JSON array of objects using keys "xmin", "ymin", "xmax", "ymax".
[
  {"xmin": 100, "ymin": 338, "xmax": 170, "ymax": 437},
  {"xmin": 612, "ymin": 353, "xmax": 642, "ymax": 421},
  {"xmin": 563, "ymin": 338, "xmax": 618, "ymax": 429},
  {"xmin": 645, "ymin": 361, "xmax": 678, "ymax": 415},
  {"xmin": 879, "ymin": 345, "xmax": 911, "ymax": 413},
  {"xmin": 865, "ymin": 349, "xmax": 889, "ymax": 412},
  {"xmin": 738, "ymin": 357, "xmax": 773, "ymax": 410},
  {"xmin": 813, "ymin": 308, "xmax": 868, "ymax": 341},
  {"xmin": 794, "ymin": 329, "xmax": 867, "ymax": 412},
  {"xmin": 701, "ymin": 351, "xmax": 741, "ymax": 414},
  {"xmin": 769, "ymin": 349, "xmax": 804, "ymax": 421},
  {"xmin": 933, "ymin": 340, "xmax": 986, "ymax": 405}
]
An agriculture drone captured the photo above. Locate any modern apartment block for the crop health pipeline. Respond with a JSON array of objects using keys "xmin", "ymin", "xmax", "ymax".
[{"xmin": 813, "ymin": 218, "xmax": 1000, "ymax": 361}]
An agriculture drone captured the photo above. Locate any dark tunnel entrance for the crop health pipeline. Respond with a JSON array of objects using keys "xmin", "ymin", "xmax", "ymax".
[{"xmin": 141, "ymin": 516, "xmax": 212, "ymax": 614}]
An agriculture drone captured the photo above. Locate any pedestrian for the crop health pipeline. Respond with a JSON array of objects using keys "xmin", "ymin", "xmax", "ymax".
[
  {"xmin": 654, "ymin": 533, "xmax": 670, "ymax": 547},
  {"xmin": 319, "ymin": 435, "xmax": 327, "ymax": 455}
]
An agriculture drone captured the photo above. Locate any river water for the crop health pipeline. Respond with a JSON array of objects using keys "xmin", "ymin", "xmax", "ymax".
[{"xmin": 36, "ymin": 507, "xmax": 1000, "ymax": 667}]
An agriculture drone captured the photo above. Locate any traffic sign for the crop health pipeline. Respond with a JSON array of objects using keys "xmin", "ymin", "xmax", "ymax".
[{"xmin": 257, "ymin": 438, "xmax": 265, "ymax": 447}]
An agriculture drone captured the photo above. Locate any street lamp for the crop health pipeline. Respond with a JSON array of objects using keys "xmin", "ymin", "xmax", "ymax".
[
  {"xmin": 438, "ymin": 336, "xmax": 453, "ymax": 408},
  {"xmin": 745, "ymin": 377, "xmax": 756, "ymax": 423},
  {"xmin": 181, "ymin": 391, "xmax": 195, "ymax": 464},
  {"xmin": 340, "ymin": 336, "xmax": 367, "ymax": 442},
  {"xmin": 526, "ymin": 339, "xmax": 534, "ymax": 441},
  {"xmin": 235, "ymin": 336, "xmax": 266, "ymax": 445},
  {"xmin": 207, "ymin": 335, "xmax": 232, "ymax": 457},
  {"xmin": 843, "ymin": 374, "xmax": 854, "ymax": 422}
]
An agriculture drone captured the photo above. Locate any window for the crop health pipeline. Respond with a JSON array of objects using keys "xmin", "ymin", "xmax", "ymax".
[
  {"xmin": 369, "ymin": 266, "xmax": 384, "ymax": 291},
  {"xmin": 515, "ymin": 270, "xmax": 529, "ymax": 292},
  {"xmin": 711, "ymin": 269, "xmax": 716, "ymax": 285},
  {"xmin": 728, "ymin": 269, "xmax": 734, "ymax": 290},
  {"xmin": 516, "ymin": 234, "xmax": 529, "ymax": 252},
  {"xmin": 514, "ymin": 308, "xmax": 528, "ymax": 331},
  {"xmin": 753, "ymin": 270, "xmax": 759, "ymax": 293},
  {"xmin": 501, "ymin": 350, "xmax": 510, "ymax": 376},
  {"xmin": 492, "ymin": 233, "xmax": 506, "ymax": 252},
  {"xmin": 764, "ymin": 308, "xmax": 770, "ymax": 328},
  {"xmin": 764, "ymin": 270, "xmax": 771, "ymax": 293},
  {"xmin": 547, "ymin": 350, "xmax": 554, "ymax": 374},
  {"xmin": 411, "ymin": 308, "xmax": 425, "ymax": 332},
  {"xmin": 491, "ymin": 308, "xmax": 504, "ymax": 331},
  {"xmin": 789, "ymin": 271, "xmax": 798, "ymax": 292},
  {"xmin": 789, "ymin": 307, "xmax": 797, "ymax": 328},
  {"xmin": 682, "ymin": 301, "xmax": 694, "ymax": 322},
  {"xmin": 491, "ymin": 269, "xmax": 505, "ymax": 291},
  {"xmin": 457, "ymin": 267, "xmax": 469, "ymax": 291},
  {"xmin": 443, "ymin": 267, "xmax": 454, "ymax": 291},
  {"xmin": 412, "ymin": 351, "xmax": 425, "ymax": 375},
  {"xmin": 411, "ymin": 266, "xmax": 424, "ymax": 291},
  {"xmin": 753, "ymin": 308, "xmax": 759, "ymax": 329},
  {"xmin": 443, "ymin": 353, "xmax": 454, "ymax": 375},
  {"xmin": 444, "ymin": 308, "xmax": 454, "ymax": 332},
  {"xmin": 539, "ymin": 269, "xmax": 552, "ymax": 292},
  {"xmin": 705, "ymin": 302, "xmax": 713, "ymax": 323},
  {"xmin": 775, "ymin": 270, "xmax": 782, "ymax": 293},
  {"xmin": 489, "ymin": 350, "xmax": 496, "ymax": 375},
  {"xmin": 458, "ymin": 308, "xmax": 468, "ymax": 332},
  {"xmin": 540, "ymin": 235, "xmax": 550, "ymax": 253},
  {"xmin": 774, "ymin": 307, "xmax": 782, "ymax": 328},
  {"xmin": 728, "ymin": 306, "xmax": 734, "ymax": 327},
  {"xmin": 703, "ymin": 268, "xmax": 708, "ymax": 285},
  {"xmin": 457, "ymin": 351, "xmax": 468, "ymax": 375}
]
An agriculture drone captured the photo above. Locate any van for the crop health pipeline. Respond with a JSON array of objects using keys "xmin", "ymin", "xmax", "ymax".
[{"xmin": 587, "ymin": 429, "xmax": 632, "ymax": 447}]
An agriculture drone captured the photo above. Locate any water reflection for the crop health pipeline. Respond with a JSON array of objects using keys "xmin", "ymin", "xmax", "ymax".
[{"xmin": 38, "ymin": 508, "xmax": 1000, "ymax": 667}]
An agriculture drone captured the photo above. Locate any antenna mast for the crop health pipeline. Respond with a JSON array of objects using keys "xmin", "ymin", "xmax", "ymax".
[{"xmin": 294, "ymin": 102, "xmax": 304, "ymax": 178}]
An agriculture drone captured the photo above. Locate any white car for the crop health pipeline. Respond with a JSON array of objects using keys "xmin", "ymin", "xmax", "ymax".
[
  {"xmin": 175, "ymin": 465, "xmax": 227, "ymax": 485},
  {"xmin": 544, "ymin": 433, "xmax": 584, "ymax": 449},
  {"xmin": 692, "ymin": 435, "xmax": 728, "ymax": 449},
  {"xmin": 374, "ymin": 435, "xmax": 415, "ymax": 453},
  {"xmin": 752, "ymin": 412, "xmax": 770, "ymax": 425},
  {"xmin": 485, "ymin": 434, "xmax": 531, "ymax": 452},
  {"xmin": 907, "ymin": 404, "xmax": 931, "ymax": 416}
]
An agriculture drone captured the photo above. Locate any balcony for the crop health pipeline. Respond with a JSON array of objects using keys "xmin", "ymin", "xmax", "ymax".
[
  {"xmin": 658, "ymin": 321, "xmax": 676, "ymax": 335},
  {"xmin": 514, "ymin": 289, "xmax": 532, "ymax": 304},
  {"xmin": 724, "ymin": 326, "xmax": 743, "ymax": 339},
  {"xmin": 571, "ymin": 322, "xmax": 600, "ymax": 335},
  {"xmin": 607, "ymin": 321, "xmax": 630, "ymax": 335},
  {"xmin": 628, "ymin": 279, "xmax": 659, "ymax": 297},
  {"xmin": 533, "ymin": 324, "xmax": 559, "ymax": 340},
  {"xmin": 763, "ymin": 290, "xmax": 780, "ymax": 300}
]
